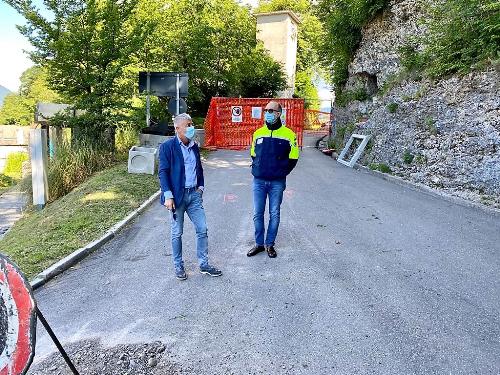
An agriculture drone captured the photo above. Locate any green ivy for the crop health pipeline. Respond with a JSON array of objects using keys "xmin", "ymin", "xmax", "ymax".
[
  {"xmin": 369, "ymin": 162, "xmax": 392, "ymax": 173},
  {"xmin": 401, "ymin": 0, "xmax": 499, "ymax": 78},
  {"xmin": 402, "ymin": 150, "xmax": 414, "ymax": 164},
  {"xmin": 317, "ymin": 0, "xmax": 390, "ymax": 91},
  {"xmin": 336, "ymin": 87, "xmax": 370, "ymax": 107},
  {"xmin": 387, "ymin": 102, "xmax": 398, "ymax": 113}
]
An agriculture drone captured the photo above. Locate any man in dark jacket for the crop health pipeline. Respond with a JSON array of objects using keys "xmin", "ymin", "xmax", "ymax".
[
  {"xmin": 158, "ymin": 113, "xmax": 222, "ymax": 280},
  {"xmin": 247, "ymin": 101, "xmax": 299, "ymax": 258}
]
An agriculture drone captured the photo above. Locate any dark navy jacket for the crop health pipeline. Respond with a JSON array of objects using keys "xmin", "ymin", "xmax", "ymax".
[{"xmin": 158, "ymin": 138, "xmax": 205, "ymax": 207}]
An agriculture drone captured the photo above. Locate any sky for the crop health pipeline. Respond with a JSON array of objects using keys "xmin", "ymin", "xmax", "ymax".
[
  {"xmin": 0, "ymin": 2, "xmax": 35, "ymax": 92},
  {"xmin": 0, "ymin": 0, "xmax": 331, "ymax": 106}
]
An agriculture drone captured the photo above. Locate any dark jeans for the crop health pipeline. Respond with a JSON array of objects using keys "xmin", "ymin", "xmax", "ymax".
[{"xmin": 252, "ymin": 177, "xmax": 286, "ymax": 246}]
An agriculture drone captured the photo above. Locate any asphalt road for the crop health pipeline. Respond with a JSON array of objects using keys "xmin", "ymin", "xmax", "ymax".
[{"xmin": 29, "ymin": 148, "xmax": 500, "ymax": 374}]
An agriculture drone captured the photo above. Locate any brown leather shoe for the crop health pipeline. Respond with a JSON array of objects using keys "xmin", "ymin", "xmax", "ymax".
[
  {"xmin": 266, "ymin": 245, "xmax": 277, "ymax": 258},
  {"xmin": 247, "ymin": 245, "xmax": 265, "ymax": 257}
]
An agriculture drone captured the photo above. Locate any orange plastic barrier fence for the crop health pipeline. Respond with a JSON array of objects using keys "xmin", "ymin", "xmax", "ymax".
[
  {"xmin": 204, "ymin": 97, "xmax": 305, "ymax": 149},
  {"xmin": 304, "ymin": 109, "xmax": 332, "ymax": 131}
]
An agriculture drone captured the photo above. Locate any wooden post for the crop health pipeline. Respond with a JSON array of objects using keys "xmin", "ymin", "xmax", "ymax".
[{"xmin": 30, "ymin": 128, "xmax": 49, "ymax": 209}]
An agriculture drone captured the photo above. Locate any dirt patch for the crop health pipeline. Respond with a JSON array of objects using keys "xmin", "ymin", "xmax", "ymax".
[{"xmin": 28, "ymin": 340, "xmax": 191, "ymax": 375}]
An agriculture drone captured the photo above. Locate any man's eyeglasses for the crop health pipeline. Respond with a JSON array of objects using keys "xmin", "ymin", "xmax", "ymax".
[{"xmin": 265, "ymin": 109, "xmax": 280, "ymax": 114}]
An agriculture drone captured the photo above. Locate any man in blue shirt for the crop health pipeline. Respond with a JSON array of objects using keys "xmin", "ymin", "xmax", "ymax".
[{"xmin": 158, "ymin": 113, "xmax": 222, "ymax": 280}]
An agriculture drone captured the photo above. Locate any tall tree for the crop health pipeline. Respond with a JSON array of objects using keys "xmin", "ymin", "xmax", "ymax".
[
  {"xmin": 134, "ymin": 0, "xmax": 286, "ymax": 114},
  {"xmin": 5, "ymin": 0, "xmax": 148, "ymax": 142}
]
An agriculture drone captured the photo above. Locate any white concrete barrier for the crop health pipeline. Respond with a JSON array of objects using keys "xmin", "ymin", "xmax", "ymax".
[{"xmin": 128, "ymin": 146, "xmax": 157, "ymax": 175}]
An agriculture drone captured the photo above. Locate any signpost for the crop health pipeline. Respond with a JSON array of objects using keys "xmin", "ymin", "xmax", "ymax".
[
  {"xmin": 138, "ymin": 72, "xmax": 189, "ymax": 125},
  {"xmin": 0, "ymin": 254, "xmax": 80, "ymax": 375},
  {"xmin": 0, "ymin": 254, "xmax": 36, "ymax": 375}
]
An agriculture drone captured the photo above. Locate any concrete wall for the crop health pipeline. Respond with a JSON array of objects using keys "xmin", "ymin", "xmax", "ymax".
[
  {"xmin": 256, "ymin": 11, "xmax": 299, "ymax": 98},
  {"xmin": 0, "ymin": 126, "xmax": 30, "ymax": 173}
]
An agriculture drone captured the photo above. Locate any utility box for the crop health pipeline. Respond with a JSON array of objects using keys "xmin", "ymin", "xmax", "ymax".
[{"xmin": 128, "ymin": 146, "xmax": 157, "ymax": 175}]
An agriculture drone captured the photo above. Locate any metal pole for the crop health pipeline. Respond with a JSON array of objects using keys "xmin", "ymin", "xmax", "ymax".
[
  {"xmin": 176, "ymin": 74, "xmax": 180, "ymax": 116},
  {"xmin": 36, "ymin": 307, "xmax": 80, "ymax": 375},
  {"xmin": 146, "ymin": 72, "xmax": 151, "ymax": 127}
]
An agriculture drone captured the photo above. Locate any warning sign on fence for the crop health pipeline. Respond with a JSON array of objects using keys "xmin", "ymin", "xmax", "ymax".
[
  {"xmin": 280, "ymin": 108, "xmax": 287, "ymax": 125},
  {"xmin": 0, "ymin": 253, "xmax": 36, "ymax": 375},
  {"xmin": 251, "ymin": 107, "xmax": 262, "ymax": 119},
  {"xmin": 204, "ymin": 97, "xmax": 305, "ymax": 149},
  {"xmin": 231, "ymin": 106, "xmax": 243, "ymax": 123}
]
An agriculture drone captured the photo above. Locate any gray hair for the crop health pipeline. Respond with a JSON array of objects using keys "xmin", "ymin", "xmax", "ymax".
[{"xmin": 173, "ymin": 113, "xmax": 192, "ymax": 127}]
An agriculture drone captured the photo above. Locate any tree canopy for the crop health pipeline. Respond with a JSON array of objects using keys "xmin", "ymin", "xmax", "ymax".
[
  {"xmin": 4, "ymin": 0, "xmax": 287, "ymax": 131},
  {"xmin": 0, "ymin": 66, "xmax": 60, "ymax": 125}
]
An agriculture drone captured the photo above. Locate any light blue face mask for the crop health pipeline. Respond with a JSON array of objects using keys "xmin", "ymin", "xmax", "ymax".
[
  {"xmin": 185, "ymin": 126, "xmax": 196, "ymax": 140},
  {"xmin": 264, "ymin": 112, "xmax": 276, "ymax": 124}
]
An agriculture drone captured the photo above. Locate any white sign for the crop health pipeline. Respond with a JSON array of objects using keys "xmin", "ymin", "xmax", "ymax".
[
  {"xmin": 231, "ymin": 106, "xmax": 243, "ymax": 123},
  {"xmin": 280, "ymin": 108, "xmax": 287, "ymax": 125},
  {"xmin": 251, "ymin": 107, "xmax": 262, "ymax": 119}
]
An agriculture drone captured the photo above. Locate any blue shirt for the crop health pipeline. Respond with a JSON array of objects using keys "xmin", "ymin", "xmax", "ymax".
[
  {"xmin": 178, "ymin": 136, "xmax": 197, "ymax": 188},
  {"xmin": 163, "ymin": 136, "xmax": 204, "ymax": 201}
]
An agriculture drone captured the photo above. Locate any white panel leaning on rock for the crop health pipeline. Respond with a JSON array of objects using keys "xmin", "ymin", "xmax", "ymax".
[{"xmin": 338, "ymin": 134, "xmax": 371, "ymax": 168}]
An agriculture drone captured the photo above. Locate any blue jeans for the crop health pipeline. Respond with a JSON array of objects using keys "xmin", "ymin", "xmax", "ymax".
[
  {"xmin": 170, "ymin": 188, "xmax": 209, "ymax": 270},
  {"xmin": 253, "ymin": 177, "xmax": 286, "ymax": 247}
]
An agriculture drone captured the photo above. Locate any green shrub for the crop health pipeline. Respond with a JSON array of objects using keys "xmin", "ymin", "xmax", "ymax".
[
  {"xmin": 336, "ymin": 87, "xmax": 371, "ymax": 107},
  {"xmin": 401, "ymin": 0, "xmax": 499, "ymax": 78},
  {"xmin": 414, "ymin": 154, "xmax": 427, "ymax": 165},
  {"xmin": 332, "ymin": 122, "xmax": 357, "ymax": 150},
  {"xmin": 48, "ymin": 141, "xmax": 116, "ymax": 201},
  {"xmin": 364, "ymin": 138, "xmax": 374, "ymax": 153},
  {"xmin": 327, "ymin": 138, "xmax": 337, "ymax": 150},
  {"xmin": 192, "ymin": 116, "xmax": 206, "ymax": 129},
  {"xmin": 403, "ymin": 150, "xmax": 414, "ymax": 164},
  {"xmin": 399, "ymin": 43, "xmax": 425, "ymax": 73},
  {"xmin": 318, "ymin": 0, "xmax": 390, "ymax": 89},
  {"xmin": 3, "ymin": 152, "xmax": 29, "ymax": 180},
  {"xmin": 425, "ymin": 116, "xmax": 438, "ymax": 135},
  {"xmin": 0, "ymin": 174, "xmax": 15, "ymax": 188},
  {"xmin": 115, "ymin": 126, "xmax": 139, "ymax": 155},
  {"xmin": 387, "ymin": 102, "xmax": 399, "ymax": 113},
  {"xmin": 369, "ymin": 162, "xmax": 392, "ymax": 173}
]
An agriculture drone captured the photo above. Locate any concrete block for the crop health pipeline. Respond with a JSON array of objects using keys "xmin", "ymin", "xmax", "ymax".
[
  {"xmin": 139, "ymin": 134, "xmax": 173, "ymax": 149},
  {"xmin": 128, "ymin": 146, "xmax": 157, "ymax": 175}
]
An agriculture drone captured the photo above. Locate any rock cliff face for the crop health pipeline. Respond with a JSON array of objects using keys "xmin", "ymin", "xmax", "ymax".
[{"xmin": 333, "ymin": 0, "xmax": 500, "ymax": 208}]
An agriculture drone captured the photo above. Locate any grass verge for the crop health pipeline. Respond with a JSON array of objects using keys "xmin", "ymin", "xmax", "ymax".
[{"xmin": 0, "ymin": 163, "xmax": 158, "ymax": 278}]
